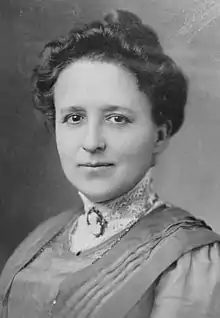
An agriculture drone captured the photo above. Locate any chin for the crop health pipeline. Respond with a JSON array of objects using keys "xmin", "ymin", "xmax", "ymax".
[
  {"xmin": 68, "ymin": 170, "xmax": 136, "ymax": 203},
  {"xmin": 76, "ymin": 182, "xmax": 120, "ymax": 203},
  {"xmin": 81, "ymin": 189, "xmax": 115, "ymax": 203}
]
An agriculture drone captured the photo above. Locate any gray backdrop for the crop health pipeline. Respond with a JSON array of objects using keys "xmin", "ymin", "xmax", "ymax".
[{"xmin": 1, "ymin": 0, "xmax": 220, "ymax": 271}]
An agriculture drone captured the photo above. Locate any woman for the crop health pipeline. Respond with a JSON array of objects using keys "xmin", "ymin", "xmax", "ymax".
[{"xmin": 0, "ymin": 9, "xmax": 220, "ymax": 318}]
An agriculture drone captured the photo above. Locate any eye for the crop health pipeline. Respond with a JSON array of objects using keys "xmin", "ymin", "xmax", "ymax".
[
  {"xmin": 106, "ymin": 114, "xmax": 130, "ymax": 125},
  {"xmin": 64, "ymin": 114, "xmax": 84, "ymax": 125}
]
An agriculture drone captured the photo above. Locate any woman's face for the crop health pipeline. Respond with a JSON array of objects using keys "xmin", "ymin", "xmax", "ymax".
[{"xmin": 54, "ymin": 59, "xmax": 161, "ymax": 202}]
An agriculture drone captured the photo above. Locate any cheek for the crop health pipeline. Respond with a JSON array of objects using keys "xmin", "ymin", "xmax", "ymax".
[
  {"xmin": 55, "ymin": 128, "xmax": 78, "ymax": 160},
  {"xmin": 118, "ymin": 130, "xmax": 155, "ymax": 161}
]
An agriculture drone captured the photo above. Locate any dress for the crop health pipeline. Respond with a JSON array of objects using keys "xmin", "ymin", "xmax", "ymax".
[{"xmin": 0, "ymin": 204, "xmax": 220, "ymax": 318}]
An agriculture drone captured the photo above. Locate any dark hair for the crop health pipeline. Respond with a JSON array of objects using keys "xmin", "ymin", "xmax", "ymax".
[{"xmin": 32, "ymin": 9, "xmax": 188, "ymax": 136}]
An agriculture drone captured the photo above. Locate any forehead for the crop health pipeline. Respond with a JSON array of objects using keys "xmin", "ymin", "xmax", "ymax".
[{"xmin": 54, "ymin": 59, "xmax": 148, "ymax": 110}]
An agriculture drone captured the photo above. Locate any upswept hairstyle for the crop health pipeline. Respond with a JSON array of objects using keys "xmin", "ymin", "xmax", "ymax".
[{"xmin": 32, "ymin": 9, "xmax": 188, "ymax": 136}]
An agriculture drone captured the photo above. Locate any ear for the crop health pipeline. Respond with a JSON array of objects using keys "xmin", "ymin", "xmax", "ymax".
[{"xmin": 153, "ymin": 123, "xmax": 171, "ymax": 156}]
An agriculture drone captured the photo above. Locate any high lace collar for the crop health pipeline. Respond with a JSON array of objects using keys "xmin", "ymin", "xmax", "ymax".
[{"xmin": 78, "ymin": 168, "xmax": 162, "ymax": 223}]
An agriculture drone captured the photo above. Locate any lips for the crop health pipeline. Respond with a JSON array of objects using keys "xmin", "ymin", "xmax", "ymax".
[{"xmin": 78, "ymin": 162, "xmax": 114, "ymax": 167}]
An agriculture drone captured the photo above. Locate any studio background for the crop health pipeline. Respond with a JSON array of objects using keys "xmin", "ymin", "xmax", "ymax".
[{"xmin": 0, "ymin": 0, "xmax": 220, "ymax": 272}]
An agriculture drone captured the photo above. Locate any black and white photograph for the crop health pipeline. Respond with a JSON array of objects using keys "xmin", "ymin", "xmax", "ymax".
[{"xmin": 0, "ymin": 1, "xmax": 220, "ymax": 317}]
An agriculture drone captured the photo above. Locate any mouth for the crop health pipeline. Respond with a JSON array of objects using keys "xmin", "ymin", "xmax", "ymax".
[{"xmin": 78, "ymin": 162, "xmax": 114, "ymax": 168}]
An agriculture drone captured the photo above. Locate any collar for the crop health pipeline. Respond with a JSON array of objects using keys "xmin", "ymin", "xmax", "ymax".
[{"xmin": 78, "ymin": 168, "xmax": 162, "ymax": 223}]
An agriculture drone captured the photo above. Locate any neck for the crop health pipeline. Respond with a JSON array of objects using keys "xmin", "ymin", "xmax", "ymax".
[{"xmin": 78, "ymin": 168, "xmax": 161, "ymax": 222}]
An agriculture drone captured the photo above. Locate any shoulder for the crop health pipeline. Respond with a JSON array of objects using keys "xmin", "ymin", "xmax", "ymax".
[
  {"xmin": 146, "ymin": 203, "xmax": 211, "ymax": 232},
  {"xmin": 11, "ymin": 209, "xmax": 76, "ymax": 255},
  {"xmin": 0, "ymin": 208, "xmax": 81, "ymax": 298},
  {"xmin": 4, "ymin": 208, "xmax": 80, "ymax": 265},
  {"xmin": 152, "ymin": 243, "xmax": 220, "ymax": 317},
  {"xmin": 177, "ymin": 242, "xmax": 220, "ymax": 294},
  {"xmin": 164, "ymin": 242, "xmax": 220, "ymax": 288}
]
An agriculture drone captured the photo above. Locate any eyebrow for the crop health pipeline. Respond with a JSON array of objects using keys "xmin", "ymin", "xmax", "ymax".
[
  {"xmin": 60, "ymin": 106, "xmax": 85, "ymax": 115},
  {"xmin": 60, "ymin": 105, "xmax": 134, "ymax": 115}
]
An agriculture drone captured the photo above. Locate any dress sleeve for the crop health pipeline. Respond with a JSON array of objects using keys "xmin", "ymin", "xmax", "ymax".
[{"xmin": 150, "ymin": 243, "xmax": 220, "ymax": 318}]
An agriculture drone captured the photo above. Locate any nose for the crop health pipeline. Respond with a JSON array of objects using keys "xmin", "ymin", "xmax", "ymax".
[{"xmin": 82, "ymin": 123, "xmax": 106, "ymax": 153}]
